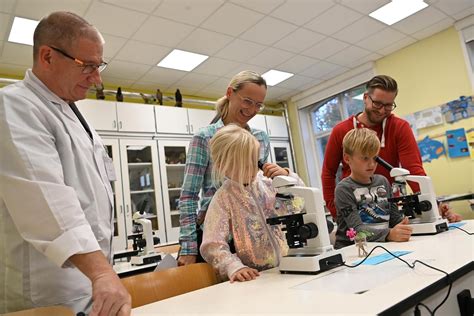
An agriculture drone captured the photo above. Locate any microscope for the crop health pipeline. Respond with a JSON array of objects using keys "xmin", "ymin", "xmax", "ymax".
[
  {"xmin": 266, "ymin": 176, "xmax": 344, "ymax": 274},
  {"xmin": 375, "ymin": 156, "xmax": 448, "ymax": 235},
  {"xmin": 130, "ymin": 210, "xmax": 162, "ymax": 265}
]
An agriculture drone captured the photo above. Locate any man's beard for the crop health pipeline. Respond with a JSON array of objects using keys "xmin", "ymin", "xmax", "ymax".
[{"xmin": 365, "ymin": 108, "xmax": 386, "ymax": 125}]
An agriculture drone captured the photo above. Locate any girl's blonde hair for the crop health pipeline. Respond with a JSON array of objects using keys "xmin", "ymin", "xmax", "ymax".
[
  {"xmin": 209, "ymin": 124, "xmax": 259, "ymax": 188},
  {"xmin": 343, "ymin": 128, "xmax": 380, "ymax": 157},
  {"xmin": 211, "ymin": 70, "xmax": 267, "ymax": 123}
]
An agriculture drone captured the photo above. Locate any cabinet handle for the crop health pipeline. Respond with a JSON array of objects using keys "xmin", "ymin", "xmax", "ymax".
[
  {"xmin": 113, "ymin": 120, "xmax": 117, "ymax": 129},
  {"xmin": 119, "ymin": 205, "xmax": 123, "ymax": 214},
  {"xmin": 268, "ymin": 128, "xmax": 272, "ymax": 136},
  {"xmin": 125, "ymin": 204, "xmax": 130, "ymax": 215},
  {"xmin": 119, "ymin": 121, "xmax": 123, "ymax": 130},
  {"xmin": 190, "ymin": 125, "xmax": 194, "ymax": 133}
]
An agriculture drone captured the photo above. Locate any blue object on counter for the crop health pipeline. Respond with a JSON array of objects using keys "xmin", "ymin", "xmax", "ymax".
[
  {"xmin": 449, "ymin": 222, "xmax": 467, "ymax": 230},
  {"xmin": 353, "ymin": 250, "xmax": 412, "ymax": 265}
]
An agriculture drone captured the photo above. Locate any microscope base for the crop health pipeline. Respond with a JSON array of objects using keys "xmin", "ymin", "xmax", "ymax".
[
  {"xmin": 409, "ymin": 218, "xmax": 449, "ymax": 235},
  {"xmin": 130, "ymin": 252, "xmax": 162, "ymax": 266},
  {"xmin": 279, "ymin": 250, "xmax": 344, "ymax": 274}
]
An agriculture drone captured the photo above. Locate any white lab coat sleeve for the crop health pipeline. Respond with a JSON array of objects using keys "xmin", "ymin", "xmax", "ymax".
[{"xmin": 0, "ymin": 89, "xmax": 100, "ymax": 267}]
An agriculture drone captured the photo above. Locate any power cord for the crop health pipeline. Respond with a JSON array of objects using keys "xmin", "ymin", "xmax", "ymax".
[
  {"xmin": 342, "ymin": 245, "xmax": 452, "ymax": 316},
  {"xmin": 452, "ymin": 226, "xmax": 473, "ymax": 235}
]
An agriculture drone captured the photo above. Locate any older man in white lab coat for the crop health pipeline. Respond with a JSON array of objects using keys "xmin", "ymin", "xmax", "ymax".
[{"xmin": 0, "ymin": 12, "xmax": 131, "ymax": 315}]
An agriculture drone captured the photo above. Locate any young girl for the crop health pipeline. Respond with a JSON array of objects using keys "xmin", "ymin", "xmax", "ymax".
[{"xmin": 200, "ymin": 124, "xmax": 304, "ymax": 283}]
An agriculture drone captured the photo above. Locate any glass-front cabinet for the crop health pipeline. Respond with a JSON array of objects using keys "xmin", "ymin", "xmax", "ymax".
[
  {"xmin": 119, "ymin": 139, "xmax": 167, "ymax": 244},
  {"xmin": 157, "ymin": 140, "xmax": 189, "ymax": 243},
  {"xmin": 101, "ymin": 138, "xmax": 127, "ymax": 251},
  {"xmin": 270, "ymin": 141, "xmax": 294, "ymax": 172}
]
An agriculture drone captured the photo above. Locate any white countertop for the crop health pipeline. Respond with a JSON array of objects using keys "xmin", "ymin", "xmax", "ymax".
[{"xmin": 132, "ymin": 221, "xmax": 474, "ymax": 315}]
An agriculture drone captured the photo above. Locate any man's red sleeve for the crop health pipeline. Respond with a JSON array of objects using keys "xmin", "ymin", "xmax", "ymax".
[{"xmin": 321, "ymin": 127, "xmax": 344, "ymax": 219}]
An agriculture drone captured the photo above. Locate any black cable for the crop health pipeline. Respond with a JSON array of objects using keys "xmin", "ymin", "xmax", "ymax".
[
  {"xmin": 452, "ymin": 226, "xmax": 474, "ymax": 235},
  {"xmin": 342, "ymin": 245, "xmax": 452, "ymax": 316}
]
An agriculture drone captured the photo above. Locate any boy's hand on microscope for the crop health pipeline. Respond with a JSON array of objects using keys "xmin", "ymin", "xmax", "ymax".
[
  {"xmin": 230, "ymin": 267, "xmax": 260, "ymax": 283},
  {"xmin": 387, "ymin": 217, "xmax": 413, "ymax": 242},
  {"xmin": 261, "ymin": 162, "xmax": 289, "ymax": 178}
]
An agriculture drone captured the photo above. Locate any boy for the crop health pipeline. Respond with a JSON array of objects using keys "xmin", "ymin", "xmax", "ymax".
[{"xmin": 334, "ymin": 128, "xmax": 413, "ymax": 249}]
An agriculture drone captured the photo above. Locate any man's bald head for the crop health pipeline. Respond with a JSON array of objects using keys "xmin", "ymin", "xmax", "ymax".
[{"xmin": 33, "ymin": 11, "xmax": 103, "ymax": 63}]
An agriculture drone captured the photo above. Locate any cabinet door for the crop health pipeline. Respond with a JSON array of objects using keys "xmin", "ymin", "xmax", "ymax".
[
  {"xmin": 187, "ymin": 109, "xmax": 215, "ymax": 134},
  {"xmin": 157, "ymin": 140, "xmax": 189, "ymax": 243},
  {"xmin": 101, "ymin": 138, "xmax": 127, "ymax": 251},
  {"xmin": 76, "ymin": 99, "xmax": 118, "ymax": 131},
  {"xmin": 119, "ymin": 139, "xmax": 167, "ymax": 244},
  {"xmin": 270, "ymin": 141, "xmax": 294, "ymax": 172},
  {"xmin": 248, "ymin": 114, "xmax": 268, "ymax": 132},
  {"xmin": 155, "ymin": 107, "xmax": 190, "ymax": 134},
  {"xmin": 266, "ymin": 115, "xmax": 288, "ymax": 138},
  {"xmin": 116, "ymin": 102, "xmax": 156, "ymax": 133}
]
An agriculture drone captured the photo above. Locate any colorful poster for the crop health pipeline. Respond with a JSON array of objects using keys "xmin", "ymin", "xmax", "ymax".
[
  {"xmin": 467, "ymin": 128, "xmax": 474, "ymax": 160},
  {"xmin": 417, "ymin": 136, "xmax": 445, "ymax": 162},
  {"xmin": 414, "ymin": 107, "xmax": 443, "ymax": 129},
  {"xmin": 446, "ymin": 128, "xmax": 469, "ymax": 158}
]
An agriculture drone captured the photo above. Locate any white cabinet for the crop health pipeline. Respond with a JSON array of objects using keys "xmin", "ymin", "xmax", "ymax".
[
  {"xmin": 157, "ymin": 140, "xmax": 189, "ymax": 243},
  {"xmin": 270, "ymin": 141, "xmax": 294, "ymax": 172},
  {"xmin": 248, "ymin": 114, "xmax": 267, "ymax": 132},
  {"xmin": 116, "ymin": 103, "xmax": 155, "ymax": 133},
  {"xmin": 187, "ymin": 108, "xmax": 216, "ymax": 133},
  {"xmin": 77, "ymin": 100, "xmax": 155, "ymax": 133},
  {"xmin": 155, "ymin": 106, "xmax": 215, "ymax": 135},
  {"xmin": 266, "ymin": 115, "xmax": 288, "ymax": 138},
  {"xmin": 76, "ymin": 99, "xmax": 118, "ymax": 131},
  {"xmin": 118, "ymin": 139, "xmax": 167, "ymax": 244},
  {"xmin": 155, "ymin": 107, "xmax": 189, "ymax": 134},
  {"xmin": 102, "ymin": 138, "xmax": 127, "ymax": 251}
]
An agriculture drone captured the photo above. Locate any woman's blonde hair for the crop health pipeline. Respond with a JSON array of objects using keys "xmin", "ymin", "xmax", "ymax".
[
  {"xmin": 209, "ymin": 124, "xmax": 259, "ymax": 188},
  {"xmin": 211, "ymin": 70, "xmax": 267, "ymax": 123},
  {"xmin": 343, "ymin": 128, "xmax": 380, "ymax": 157}
]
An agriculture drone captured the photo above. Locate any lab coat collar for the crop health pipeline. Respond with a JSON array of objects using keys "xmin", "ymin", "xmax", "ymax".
[{"xmin": 23, "ymin": 70, "xmax": 77, "ymax": 122}]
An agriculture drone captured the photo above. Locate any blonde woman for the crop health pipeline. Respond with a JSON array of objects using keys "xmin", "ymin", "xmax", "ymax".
[
  {"xmin": 200, "ymin": 125, "xmax": 304, "ymax": 282},
  {"xmin": 178, "ymin": 71, "xmax": 289, "ymax": 266}
]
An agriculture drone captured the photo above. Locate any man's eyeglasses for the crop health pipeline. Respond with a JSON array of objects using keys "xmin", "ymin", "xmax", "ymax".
[
  {"xmin": 368, "ymin": 95, "xmax": 397, "ymax": 111},
  {"xmin": 50, "ymin": 46, "xmax": 108, "ymax": 74},
  {"xmin": 234, "ymin": 91, "xmax": 265, "ymax": 112}
]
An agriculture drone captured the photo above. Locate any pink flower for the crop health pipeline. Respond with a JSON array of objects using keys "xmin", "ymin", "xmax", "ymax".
[{"xmin": 346, "ymin": 228, "xmax": 357, "ymax": 241}]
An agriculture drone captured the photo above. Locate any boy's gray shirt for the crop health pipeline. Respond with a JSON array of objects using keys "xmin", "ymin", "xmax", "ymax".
[{"xmin": 334, "ymin": 175, "xmax": 403, "ymax": 249}]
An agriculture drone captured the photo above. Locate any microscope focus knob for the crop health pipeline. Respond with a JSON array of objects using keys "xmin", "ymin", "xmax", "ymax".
[
  {"xmin": 298, "ymin": 223, "xmax": 318, "ymax": 240},
  {"xmin": 419, "ymin": 200, "xmax": 432, "ymax": 212}
]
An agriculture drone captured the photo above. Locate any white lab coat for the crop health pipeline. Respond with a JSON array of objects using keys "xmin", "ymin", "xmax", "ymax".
[{"xmin": 0, "ymin": 70, "xmax": 114, "ymax": 313}]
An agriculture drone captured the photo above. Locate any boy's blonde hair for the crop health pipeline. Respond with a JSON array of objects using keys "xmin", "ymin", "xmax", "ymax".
[
  {"xmin": 343, "ymin": 128, "xmax": 380, "ymax": 157},
  {"xmin": 209, "ymin": 124, "xmax": 259, "ymax": 187}
]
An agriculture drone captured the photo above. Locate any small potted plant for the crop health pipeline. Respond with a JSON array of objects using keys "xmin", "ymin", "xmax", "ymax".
[{"xmin": 346, "ymin": 228, "xmax": 374, "ymax": 257}]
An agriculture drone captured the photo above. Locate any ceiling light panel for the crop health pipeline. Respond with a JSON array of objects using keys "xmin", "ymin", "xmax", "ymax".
[
  {"xmin": 262, "ymin": 70, "xmax": 294, "ymax": 86},
  {"xmin": 369, "ymin": 0, "xmax": 428, "ymax": 26},
  {"xmin": 157, "ymin": 49, "xmax": 208, "ymax": 72},
  {"xmin": 8, "ymin": 17, "xmax": 39, "ymax": 46}
]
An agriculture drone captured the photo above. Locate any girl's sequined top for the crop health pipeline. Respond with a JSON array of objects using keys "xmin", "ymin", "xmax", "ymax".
[{"xmin": 200, "ymin": 170, "xmax": 304, "ymax": 280}]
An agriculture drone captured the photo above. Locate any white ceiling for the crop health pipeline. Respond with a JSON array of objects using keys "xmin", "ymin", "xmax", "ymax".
[{"xmin": 0, "ymin": 0, "xmax": 472, "ymax": 104}]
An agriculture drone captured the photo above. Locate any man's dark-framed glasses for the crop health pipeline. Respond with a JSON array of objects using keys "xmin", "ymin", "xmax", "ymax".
[{"xmin": 368, "ymin": 95, "xmax": 397, "ymax": 111}]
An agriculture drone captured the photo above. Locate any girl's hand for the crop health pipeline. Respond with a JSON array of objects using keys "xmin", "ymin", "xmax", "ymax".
[
  {"xmin": 262, "ymin": 163, "xmax": 289, "ymax": 178},
  {"xmin": 230, "ymin": 267, "xmax": 260, "ymax": 283}
]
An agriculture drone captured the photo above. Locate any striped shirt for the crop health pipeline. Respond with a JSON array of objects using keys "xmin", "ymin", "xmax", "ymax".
[{"xmin": 178, "ymin": 119, "xmax": 270, "ymax": 255}]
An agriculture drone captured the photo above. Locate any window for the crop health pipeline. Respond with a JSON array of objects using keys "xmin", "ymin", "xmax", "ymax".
[{"xmin": 310, "ymin": 83, "xmax": 365, "ymax": 165}]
